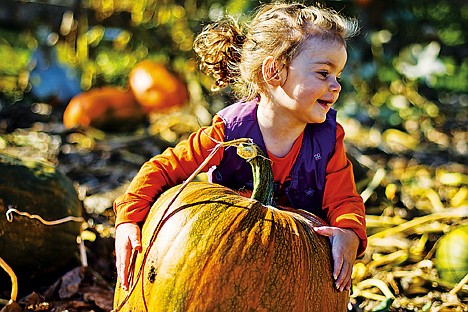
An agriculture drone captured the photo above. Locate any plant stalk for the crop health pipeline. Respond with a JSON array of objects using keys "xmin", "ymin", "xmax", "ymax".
[{"xmin": 237, "ymin": 142, "xmax": 274, "ymax": 206}]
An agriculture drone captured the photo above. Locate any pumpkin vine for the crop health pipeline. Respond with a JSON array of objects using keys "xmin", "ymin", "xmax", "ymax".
[
  {"xmin": 6, "ymin": 206, "xmax": 85, "ymax": 225},
  {"xmin": 0, "ymin": 256, "xmax": 17, "ymax": 304}
]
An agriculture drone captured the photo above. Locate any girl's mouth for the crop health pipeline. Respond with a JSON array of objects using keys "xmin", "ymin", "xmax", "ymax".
[{"xmin": 317, "ymin": 100, "xmax": 331, "ymax": 109}]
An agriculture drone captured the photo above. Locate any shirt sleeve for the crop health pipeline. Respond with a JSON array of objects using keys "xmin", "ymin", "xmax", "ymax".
[
  {"xmin": 113, "ymin": 115, "xmax": 225, "ymax": 226},
  {"xmin": 322, "ymin": 123, "xmax": 368, "ymax": 256}
]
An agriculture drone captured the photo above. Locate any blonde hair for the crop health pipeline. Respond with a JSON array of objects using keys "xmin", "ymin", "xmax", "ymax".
[{"xmin": 193, "ymin": 2, "xmax": 359, "ymax": 100}]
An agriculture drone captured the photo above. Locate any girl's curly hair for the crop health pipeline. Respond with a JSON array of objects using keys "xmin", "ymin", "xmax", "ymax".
[{"xmin": 193, "ymin": 2, "xmax": 359, "ymax": 100}]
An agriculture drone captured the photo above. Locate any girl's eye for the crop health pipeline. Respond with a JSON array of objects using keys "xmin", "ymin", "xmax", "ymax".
[
  {"xmin": 318, "ymin": 71, "xmax": 328, "ymax": 78},
  {"xmin": 336, "ymin": 76, "xmax": 342, "ymax": 82}
]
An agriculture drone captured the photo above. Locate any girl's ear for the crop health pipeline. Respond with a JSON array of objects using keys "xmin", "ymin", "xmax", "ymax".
[{"xmin": 262, "ymin": 56, "xmax": 283, "ymax": 86}]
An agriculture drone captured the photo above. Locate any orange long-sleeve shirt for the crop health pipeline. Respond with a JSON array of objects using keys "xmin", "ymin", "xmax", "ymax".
[{"xmin": 114, "ymin": 114, "xmax": 367, "ymax": 255}]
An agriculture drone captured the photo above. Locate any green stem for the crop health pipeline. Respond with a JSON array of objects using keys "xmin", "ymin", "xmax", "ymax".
[{"xmin": 237, "ymin": 142, "xmax": 274, "ymax": 206}]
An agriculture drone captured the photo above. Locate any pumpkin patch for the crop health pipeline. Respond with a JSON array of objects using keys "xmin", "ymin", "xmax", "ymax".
[
  {"xmin": 113, "ymin": 143, "xmax": 348, "ymax": 312},
  {"xmin": 63, "ymin": 86, "xmax": 145, "ymax": 131},
  {"xmin": 128, "ymin": 60, "xmax": 189, "ymax": 114}
]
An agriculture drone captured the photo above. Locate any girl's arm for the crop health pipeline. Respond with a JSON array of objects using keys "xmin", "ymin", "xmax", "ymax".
[
  {"xmin": 113, "ymin": 116, "xmax": 225, "ymax": 226},
  {"xmin": 322, "ymin": 123, "xmax": 367, "ymax": 255},
  {"xmin": 314, "ymin": 123, "xmax": 367, "ymax": 292},
  {"xmin": 114, "ymin": 116, "xmax": 225, "ymax": 290}
]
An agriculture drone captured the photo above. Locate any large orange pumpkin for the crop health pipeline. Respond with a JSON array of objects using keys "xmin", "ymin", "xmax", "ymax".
[
  {"xmin": 63, "ymin": 87, "xmax": 145, "ymax": 131},
  {"xmin": 113, "ymin": 142, "xmax": 348, "ymax": 312},
  {"xmin": 128, "ymin": 60, "xmax": 189, "ymax": 114}
]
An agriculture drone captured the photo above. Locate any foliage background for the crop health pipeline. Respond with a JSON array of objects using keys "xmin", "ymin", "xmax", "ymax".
[
  {"xmin": 0, "ymin": 0, "xmax": 466, "ymax": 161},
  {"xmin": 0, "ymin": 0, "xmax": 467, "ymax": 311}
]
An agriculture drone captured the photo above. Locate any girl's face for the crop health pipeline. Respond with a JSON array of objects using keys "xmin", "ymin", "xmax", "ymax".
[{"xmin": 271, "ymin": 37, "xmax": 347, "ymax": 125}]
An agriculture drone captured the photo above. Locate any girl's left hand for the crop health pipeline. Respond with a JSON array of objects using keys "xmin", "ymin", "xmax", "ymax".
[{"xmin": 313, "ymin": 226, "xmax": 360, "ymax": 292}]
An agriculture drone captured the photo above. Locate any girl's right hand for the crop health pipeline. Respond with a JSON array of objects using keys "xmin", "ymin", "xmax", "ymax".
[{"xmin": 115, "ymin": 222, "xmax": 142, "ymax": 291}]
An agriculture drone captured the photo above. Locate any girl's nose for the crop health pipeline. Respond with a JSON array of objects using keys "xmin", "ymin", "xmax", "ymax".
[{"xmin": 330, "ymin": 78, "xmax": 342, "ymax": 93}]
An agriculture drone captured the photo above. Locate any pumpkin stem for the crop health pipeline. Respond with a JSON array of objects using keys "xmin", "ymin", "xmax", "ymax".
[{"xmin": 237, "ymin": 143, "xmax": 274, "ymax": 206}]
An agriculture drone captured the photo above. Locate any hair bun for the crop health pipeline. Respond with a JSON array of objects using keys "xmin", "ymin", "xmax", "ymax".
[{"xmin": 193, "ymin": 18, "xmax": 245, "ymax": 91}]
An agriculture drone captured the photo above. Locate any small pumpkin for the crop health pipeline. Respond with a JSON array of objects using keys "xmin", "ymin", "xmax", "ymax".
[
  {"xmin": 63, "ymin": 86, "xmax": 145, "ymax": 131},
  {"xmin": 435, "ymin": 224, "xmax": 468, "ymax": 283},
  {"xmin": 128, "ymin": 60, "xmax": 189, "ymax": 114},
  {"xmin": 0, "ymin": 153, "xmax": 82, "ymax": 278},
  {"xmin": 113, "ymin": 142, "xmax": 348, "ymax": 312}
]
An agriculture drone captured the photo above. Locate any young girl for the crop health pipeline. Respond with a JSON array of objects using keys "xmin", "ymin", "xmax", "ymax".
[{"xmin": 114, "ymin": 2, "xmax": 367, "ymax": 294}]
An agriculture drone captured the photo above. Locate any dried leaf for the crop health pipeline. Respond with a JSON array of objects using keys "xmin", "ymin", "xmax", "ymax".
[
  {"xmin": 81, "ymin": 285, "xmax": 114, "ymax": 311},
  {"xmin": 0, "ymin": 301, "xmax": 21, "ymax": 312},
  {"xmin": 58, "ymin": 267, "xmax": 85, "ymax": 299}
]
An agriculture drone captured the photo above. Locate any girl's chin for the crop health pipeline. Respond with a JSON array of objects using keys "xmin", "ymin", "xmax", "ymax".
[{"xmin": 308, "ymin": 112, "xmax": 328, "ymax": 124}]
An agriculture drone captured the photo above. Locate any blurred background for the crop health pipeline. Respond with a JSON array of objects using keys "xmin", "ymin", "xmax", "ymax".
[
  {"xmin": 0, "ymin": 0, "xmax": 466, "ymax": 165},
  {"xmin": 0, "ymin": 0, "xmax": 467, "ymax": 311}
]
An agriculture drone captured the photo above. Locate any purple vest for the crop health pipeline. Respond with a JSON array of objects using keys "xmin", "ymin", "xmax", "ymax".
[{"xmin": 208, "ymin": 100, "xmax": 337, "ymax": 218}]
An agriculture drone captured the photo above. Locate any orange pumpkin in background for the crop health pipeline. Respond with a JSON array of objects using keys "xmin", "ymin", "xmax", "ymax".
[
  {"xmin": 129, "ymin": 60, "xmax": 189, "ymax": 114},
  {"xmin": 63, "ymin": 87, "xmax": 146, "ymax": 132}
]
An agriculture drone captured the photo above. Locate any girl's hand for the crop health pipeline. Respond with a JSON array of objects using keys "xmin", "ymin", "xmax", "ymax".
[
  {"xmin": 313, "ymin": 226, "xmax": 359, "ymax": 292},
  {"xmin": 115, "ymin": 222, "xmax": 142, "ymax": 291}
]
